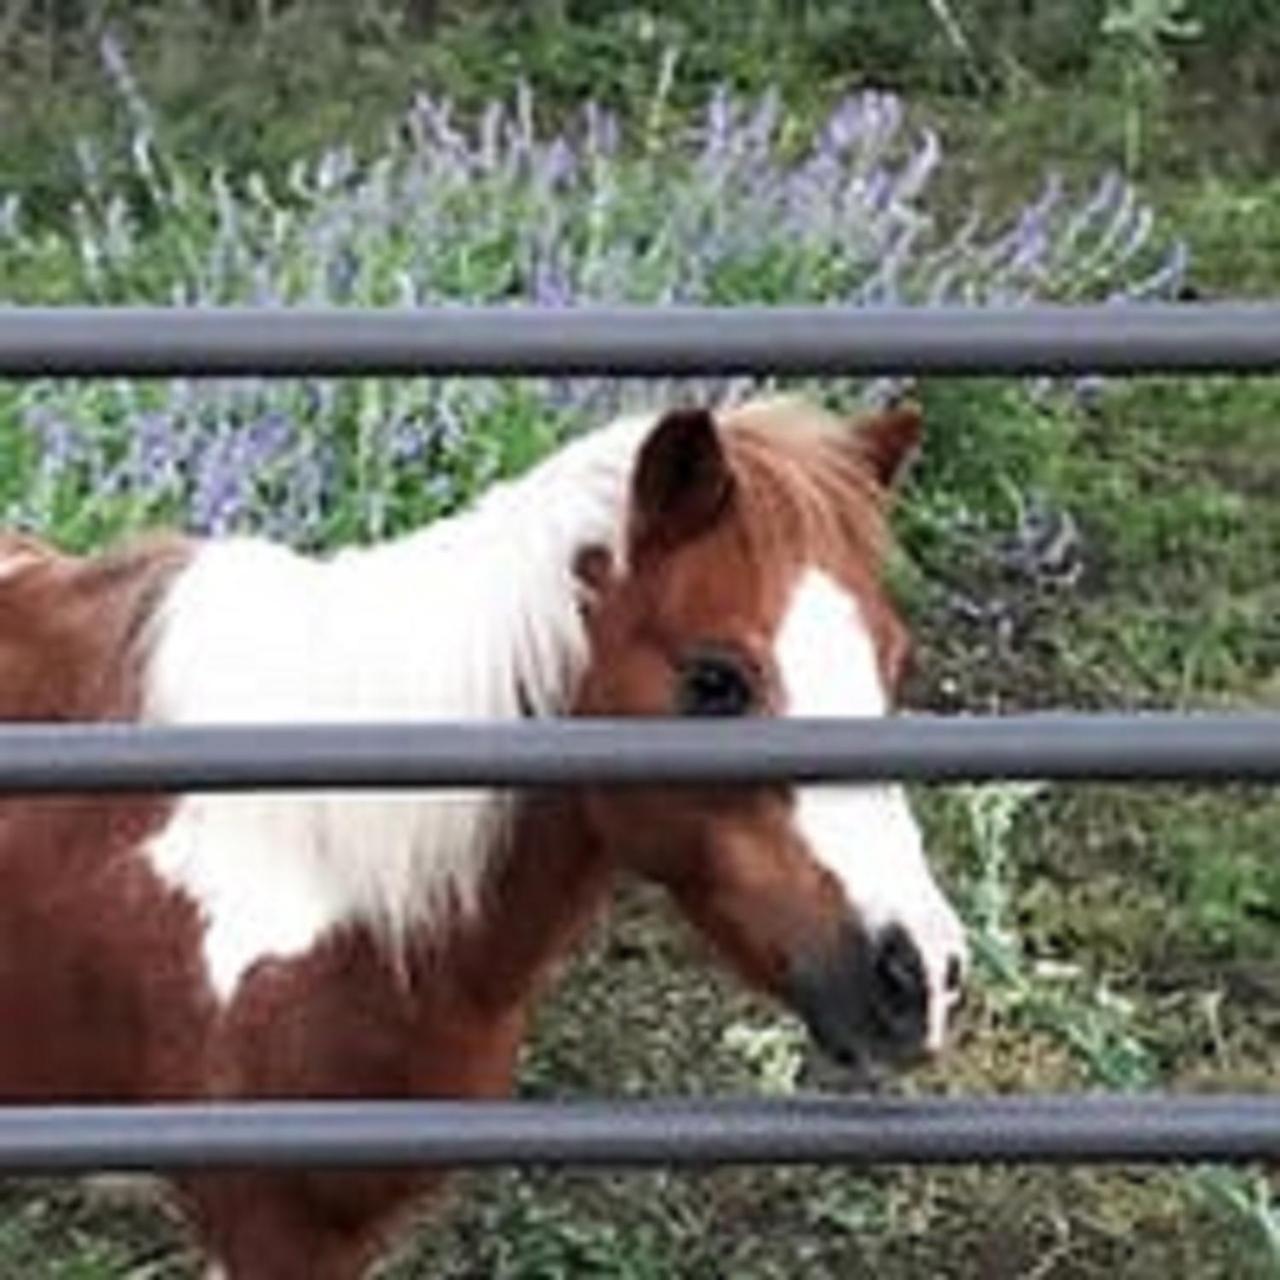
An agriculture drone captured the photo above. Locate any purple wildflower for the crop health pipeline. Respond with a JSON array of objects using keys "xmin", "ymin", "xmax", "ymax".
[{"xmin": 5, "ymin": 80, "xmax": 1188, "ymax": 548}]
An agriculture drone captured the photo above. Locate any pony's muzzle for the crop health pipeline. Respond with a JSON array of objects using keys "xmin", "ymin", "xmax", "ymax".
[
  {"xmin": 785, "ymin": 921, "xmax": 965, "ymax": 1071},
  {"xmin": 868, "ymin": 922, "xmax": 929, "ymax": 1047}
]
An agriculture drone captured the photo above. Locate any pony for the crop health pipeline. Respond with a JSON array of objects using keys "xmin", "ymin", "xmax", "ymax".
[{"xmin": 0, "ymin": 396, "xmax": 966, "ymax": 1278}]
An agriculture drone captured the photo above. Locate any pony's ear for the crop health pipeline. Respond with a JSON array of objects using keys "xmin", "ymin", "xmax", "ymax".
[
  {"xmin": 629, "ymin": 407, "xmax": 734, "ymax": 556},
  {"xmin": 0, "ymin": 532, "xmax": 61, "ymax": 583},
  {"xmin": 851, "ymin": 402, "xmax": 923, "ymax": 493}
]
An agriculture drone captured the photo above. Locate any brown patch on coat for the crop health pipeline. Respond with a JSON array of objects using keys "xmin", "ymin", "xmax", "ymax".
[
  {"xmin": 0, "ymin": 533, "xmax": 202, "ymax": 1100},
  {"xmin": 0, "ymin": 531, "xmax": 191, "ymax": 720}
]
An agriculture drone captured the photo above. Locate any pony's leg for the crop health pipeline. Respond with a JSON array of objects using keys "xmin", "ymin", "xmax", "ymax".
[
  {"xmin": 198, "ymin": 1221, "xmax": 370, "ymax": 1280},
  {"xmin": 202, "ymin": 1250, "xmax": 364, "ymax": 1280},
  {"xmin": 182, "ymin": 1171, "xmax": 425, "ymax": 1280}
]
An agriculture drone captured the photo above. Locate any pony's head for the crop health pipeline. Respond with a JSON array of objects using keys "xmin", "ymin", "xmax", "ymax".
[{"xmin": 574, "ymin": 398, "xmax": 965, "ymax": 1073}]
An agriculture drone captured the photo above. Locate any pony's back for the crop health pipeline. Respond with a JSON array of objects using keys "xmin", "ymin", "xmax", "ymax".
[{"xmin": 0, "ymin": 533, "xmax": 187, "ymax": 721}]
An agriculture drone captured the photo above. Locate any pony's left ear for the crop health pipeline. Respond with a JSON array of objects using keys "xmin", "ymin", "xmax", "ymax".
[
  {"xmin": 851, "ymin": 402, "xmax": 923, "ymax": 493},
  {"xmin": 629, "ymin": 406, "xmax": 734, "ymax": 556}
]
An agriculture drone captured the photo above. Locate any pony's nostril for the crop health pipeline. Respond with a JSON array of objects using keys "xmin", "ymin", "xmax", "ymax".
[{"xmin": 871, "ymin": 924, "xmax": 927, "ymax": 1024}]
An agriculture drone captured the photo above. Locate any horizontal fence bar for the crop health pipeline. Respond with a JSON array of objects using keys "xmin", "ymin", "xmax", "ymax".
[
  {"xmin": 2, "ymin": 304, "xmax": 1280, "ymax": 378},
  {"xmin": 0, "ymin": 715, "xmax": 1278, "ymax": 792},
  {"xmin": 0, "ymin": 1095, "xmax": 1275, "ymax": 1172}
]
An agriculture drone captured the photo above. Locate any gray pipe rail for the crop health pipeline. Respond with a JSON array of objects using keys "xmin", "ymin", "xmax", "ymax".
[
  {"xmin": 0, "ymin": 1095, "xmax": 1274, "ymax": 1172},
  {"xmin": 0, "ymin": 714, "xmax": 1276, "ymax": 792},
  {"xmin": 2, "ymin": 304, "xmax": 1280, "ymax": 377}
]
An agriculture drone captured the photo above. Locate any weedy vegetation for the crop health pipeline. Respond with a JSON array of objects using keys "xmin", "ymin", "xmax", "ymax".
[{"xmin": 0, "ymin": 1, "xmax": 1277, "ymax": 1276}]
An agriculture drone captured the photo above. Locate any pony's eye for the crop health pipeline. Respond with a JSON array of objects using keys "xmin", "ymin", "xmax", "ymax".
[{"xmin": 676, "ymin": 650, "xmax": 757, "ymax": 717}]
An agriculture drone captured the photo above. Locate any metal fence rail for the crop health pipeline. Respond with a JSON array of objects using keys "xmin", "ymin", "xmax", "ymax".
[
  {"xmin": 0, "ymin": 1096, "xmax": 1275, "ymax": 1173},
  {"xmin": 2, "ymin": 714, "xmax": 1280, "ymax": 792},
  {"xmin": 3, "ymin": 303, "xmax": 1280, "ymax": 377},
  {"xmin": 0, "ymin": 302, "xmax": 1277, "ymax": 1177}
]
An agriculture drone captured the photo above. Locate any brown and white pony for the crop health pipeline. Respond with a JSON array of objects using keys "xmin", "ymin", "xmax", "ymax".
[{"xmin": 0, "ymin": 397, "xmax": 965, "ymax": 1278}]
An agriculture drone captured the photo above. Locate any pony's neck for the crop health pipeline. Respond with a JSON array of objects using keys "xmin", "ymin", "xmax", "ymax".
[
  {"xmin": 324, "ymin": 408, "xmax": 654, "ymax": 720},
  {"xmin": 443, "ymin": 791, "xmax": 614, "ymax": 1013},
  {"xmin": 143, "ymin": 414, "xmax": 653, "ymax": 991}
]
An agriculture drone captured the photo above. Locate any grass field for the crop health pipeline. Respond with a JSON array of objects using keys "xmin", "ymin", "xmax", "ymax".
[{"xmin": 0, "ymin": 2, "xmax": 1277, "ymax": 1276}]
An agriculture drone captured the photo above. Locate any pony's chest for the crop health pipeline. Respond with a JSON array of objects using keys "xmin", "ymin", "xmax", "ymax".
[
  {"xmin": 142, "ymin": 789, "xmax": 501, "ymax": 1003},
  {"xmin": 208, "ymin": 925, "xmax": 527, "ymax": 1102}
]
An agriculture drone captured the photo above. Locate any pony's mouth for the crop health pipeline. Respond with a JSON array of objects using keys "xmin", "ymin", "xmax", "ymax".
[
  {"xmin": 788, "ymin": 999, "xmax": 931, "ymax": 1090},
  {"xmin": 797, "ymin": 1040, "xmax": 892, "ymax": 1093},
  {"xmin": 796, "ymin": 1012, "xmax": 932, "ymax": 1088},
  {"xmin": 783, "ymin": 923, "xmax": 940, "ymax": 1082}
]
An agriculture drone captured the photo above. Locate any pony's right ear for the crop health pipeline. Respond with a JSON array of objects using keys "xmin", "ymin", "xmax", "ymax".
[{"xmin": 628, "ymin": 407, "xmax": 734, "ymax": 558}]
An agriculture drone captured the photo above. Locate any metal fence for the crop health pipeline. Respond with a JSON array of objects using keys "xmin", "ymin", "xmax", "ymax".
[
  {"xmin": 2, "ymin": 303, "xmax": 1280, "ymax": 377},
  {"xmin": 0, "ymin": 303, "xmax": 1277, "ymax": 1174}
]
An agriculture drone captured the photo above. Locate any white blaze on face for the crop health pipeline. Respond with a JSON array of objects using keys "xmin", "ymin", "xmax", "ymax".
[{"xmin": 774, "ymin": 569, "xmax": 967, "ymax": 1052}]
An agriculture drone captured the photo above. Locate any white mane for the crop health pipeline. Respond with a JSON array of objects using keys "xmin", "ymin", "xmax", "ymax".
[{"xmin": 142, "ymin": 411, "xmax": 656, "ymax": 1000}]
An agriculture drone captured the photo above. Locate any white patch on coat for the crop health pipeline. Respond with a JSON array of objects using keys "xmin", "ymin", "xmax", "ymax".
[
  {"xmin": 775, "ymin": 569, "xmax": 967, "ymax": 1051},
  {"xmin": 143, "ymin": 413, "xmax": 660, "ymax": 1001}
]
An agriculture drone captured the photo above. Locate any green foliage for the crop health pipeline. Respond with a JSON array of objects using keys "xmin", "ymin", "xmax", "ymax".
[
  {"xmin": 1191, "ymin": 1169, "xmax": 1280, "ymax": 1278},
  {"xmin": 468, "ymin": 1190, "xmax": 678, "ymax": 1280},
  {"xmin": 3, "ymin": 0, "xmax": 1279, "ymax": 224},
  {"xmin": 1096, "ymin": 0, "xmax": 1202, "ymax": 172},
  {"xmin": 1174, "ymin": 176, "xmax": 1280, "ymax": 294}
]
